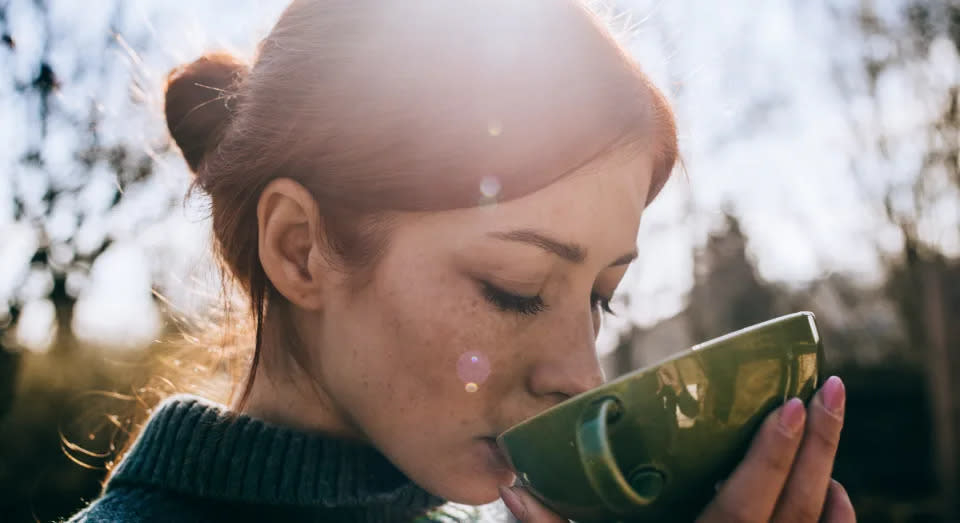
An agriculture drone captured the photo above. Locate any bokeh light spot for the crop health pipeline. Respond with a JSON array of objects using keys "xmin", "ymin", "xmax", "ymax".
[
  {"xmin": 457, "ymin": 350, "xmax": 491, "ymax": 386},
  {"xmin": 480, "ymin": 176, "xmax": 501, "ymax": 199}
]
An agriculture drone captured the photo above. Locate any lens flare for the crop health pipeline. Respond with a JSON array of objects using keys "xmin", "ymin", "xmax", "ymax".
[
  {"xmin": 457, "ymin": 350, "xmax": 491, "ymax": 390},
  {"xmin": 480, "ymin": 176, "xmax": 501, "ymax": 198}
]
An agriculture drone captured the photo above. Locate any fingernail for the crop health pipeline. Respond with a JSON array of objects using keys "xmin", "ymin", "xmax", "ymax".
[
  {"xmin": 499, "ymin": 486, "xmax": 525, "ymax": 519},
  {"xmin": 821, "ymin": 376, "xmax": 845, "ymax": 415},
  {"xmin": 779, "ymin": 397, "xmax": 805, "ymax": 435}
]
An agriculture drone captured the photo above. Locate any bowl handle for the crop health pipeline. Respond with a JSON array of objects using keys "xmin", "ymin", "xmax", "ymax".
[{"xmin": 576, "ymin": 397, "xmax": 661, "ymax": 514}]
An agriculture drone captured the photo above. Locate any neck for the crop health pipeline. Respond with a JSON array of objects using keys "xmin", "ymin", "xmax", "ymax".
[{"xmin": 235, "ymin": 305, "xmax": 366, "ymax": 442}]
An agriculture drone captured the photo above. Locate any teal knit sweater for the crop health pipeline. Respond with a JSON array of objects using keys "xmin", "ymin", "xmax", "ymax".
[{"xmin": 66, "ymin": 395, "xmax": 488, "ymax": 522}]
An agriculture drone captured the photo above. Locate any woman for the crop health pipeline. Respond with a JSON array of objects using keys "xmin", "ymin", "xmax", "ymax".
[{"xmin": 69, "ymin": 0, "xmax": 853, "ymax": 521}]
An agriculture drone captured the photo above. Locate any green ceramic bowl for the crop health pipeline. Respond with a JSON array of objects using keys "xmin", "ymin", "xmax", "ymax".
[{"xmin": 497, "ymin": 312, "xmax": 825, "ymax": 523}]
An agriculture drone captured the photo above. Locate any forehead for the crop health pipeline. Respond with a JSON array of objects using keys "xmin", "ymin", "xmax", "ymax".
[
  {"xmin": 407, "ymin": 148, "xmax": 654, "ymax": 255},
  {"xmin": 490, "ymin": 150, "xmax": 652, "ymax": 234}
]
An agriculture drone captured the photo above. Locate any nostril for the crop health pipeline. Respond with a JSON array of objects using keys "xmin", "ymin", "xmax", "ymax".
[
  {"xmin": 549, "ymin": 391, "xmax": 573, "ymax": 405},
  {"xmin": 527, "ymin": 358, "xmax": 604, "ymax": 401},
  {"xmin": 567, "ymin": 372, "xmax": 604, "ymax": 398}
]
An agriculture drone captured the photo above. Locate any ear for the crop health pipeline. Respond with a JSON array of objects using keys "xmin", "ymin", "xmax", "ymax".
[{"xmin": 257, "ymin": 178, "xmax": 329, "ymax": 311}]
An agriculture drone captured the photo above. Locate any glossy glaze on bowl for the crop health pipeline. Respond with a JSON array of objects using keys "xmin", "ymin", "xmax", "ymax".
[{"xmin": 497, "ymin": 312, "xmax": 825, "ymax": 523}]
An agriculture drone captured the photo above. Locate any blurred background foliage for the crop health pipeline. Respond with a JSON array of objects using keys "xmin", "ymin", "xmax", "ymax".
[{"xmin": 0, "ymin": 0, "xmax": 957, "ymax": 522}]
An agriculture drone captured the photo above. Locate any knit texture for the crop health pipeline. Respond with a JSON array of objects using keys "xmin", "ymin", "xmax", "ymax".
[{"xmin": 65, "ymin": 394, "xmax": 471, "ymax": 522}]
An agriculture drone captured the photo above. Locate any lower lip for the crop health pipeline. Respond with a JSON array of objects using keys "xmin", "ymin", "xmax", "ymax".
[{"xmin": 481, "ymin": 437, "xmax": 515, "ymax": 473}]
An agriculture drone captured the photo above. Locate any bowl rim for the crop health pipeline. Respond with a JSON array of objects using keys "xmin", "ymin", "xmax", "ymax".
[{"xmin": 498, "ymin": 311, "xmax": 820, "ymax": 438}]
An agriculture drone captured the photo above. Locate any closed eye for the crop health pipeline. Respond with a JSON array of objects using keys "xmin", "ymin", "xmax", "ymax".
[{"xmin": 479, "ymin": 281, "xmax": 546, "ymax": 316}]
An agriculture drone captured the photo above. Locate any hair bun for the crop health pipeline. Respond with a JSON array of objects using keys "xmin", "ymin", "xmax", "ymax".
[{"xmin": 165, "ymin": 52, "xmax": 249, "ymax": 172}]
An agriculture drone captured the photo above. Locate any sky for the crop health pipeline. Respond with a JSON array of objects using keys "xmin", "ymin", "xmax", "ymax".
[{"xmin": 1, "ymin": 0, "xmax": 956, "ymax": 354}]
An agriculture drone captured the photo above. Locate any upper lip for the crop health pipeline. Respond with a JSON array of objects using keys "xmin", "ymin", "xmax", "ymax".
[
  {"xmin": 483, "ymin": 432, "xmax": 507, "ymax": 444},
  {"xmin": 481, "ymin": 435, "xmax": 508, "ymax": 451}
]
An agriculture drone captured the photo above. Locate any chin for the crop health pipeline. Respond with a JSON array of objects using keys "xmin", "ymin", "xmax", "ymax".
[
  {"xmin": 421, "ymin": 442, "xmax": 517, "ymax": 505},
  {"xmin": 439, "ymin": 438, "xmax": 517, "ymax": 505},
  {"xmin": 439, "ymin": 471, "xmax": 517, "ymax": 506}
]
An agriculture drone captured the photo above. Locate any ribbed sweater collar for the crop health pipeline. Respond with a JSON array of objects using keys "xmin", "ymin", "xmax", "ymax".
[{"xmin": 107, "ymin": 394, "xmax": 445, "ymax": 519}]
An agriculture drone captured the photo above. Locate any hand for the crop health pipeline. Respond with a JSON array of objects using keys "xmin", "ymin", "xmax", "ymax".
[
  {"xmin": 698, "ymin": 376, "xmax": 854, "ymax": 523},
  {"xmin": 499, "ymin": 376, "xmax": 855, "ymax": 523}
]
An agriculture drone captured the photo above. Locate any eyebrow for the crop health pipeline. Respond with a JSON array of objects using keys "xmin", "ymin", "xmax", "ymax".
[{"xmin": 488, "ymin": 229, "xmax": 637, "ymax": 267}]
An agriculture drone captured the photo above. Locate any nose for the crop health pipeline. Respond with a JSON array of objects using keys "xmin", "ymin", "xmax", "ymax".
[{"xmin": 526, "ymin": 341, "xmax": 605, "ymax": 405}]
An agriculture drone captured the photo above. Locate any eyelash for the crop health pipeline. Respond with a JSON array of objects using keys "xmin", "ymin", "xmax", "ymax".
[
  {"xmin": 480, "ymin": 282, "xmax": 546, "ymax": 316},
  {"xmin": 479, "ymin": 282, "xmax": 615, "ymax": 316},
  {"xmin": 592, "ymin": 293, "xmax": 615, "ymax": 315}
]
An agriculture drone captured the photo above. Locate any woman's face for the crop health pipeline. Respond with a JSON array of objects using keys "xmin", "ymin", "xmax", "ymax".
[{"xmin": 308, "ymin": 150, "xmax": 655, "ymax": 505}]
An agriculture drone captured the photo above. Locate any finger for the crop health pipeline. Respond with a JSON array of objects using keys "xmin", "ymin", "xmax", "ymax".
[
  {"xmin": 698, "ymin": 398, "xmax": 806, "ymax": 523},
  {"xmin": 499, "ymin": 486, "xmax": 568, "ymax": 523},
  {"xmin": 773, "ymin": 376, "xmax": 846, "ymax": 523},
  {"xmin": 819, "ymin": 480, "xmax": 856, "ymax": 523}
]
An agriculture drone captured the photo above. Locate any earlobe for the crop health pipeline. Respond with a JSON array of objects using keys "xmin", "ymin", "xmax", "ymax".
[{"xmin": 257, "ymin": 178, "xmax": 328, "ymax": 311}]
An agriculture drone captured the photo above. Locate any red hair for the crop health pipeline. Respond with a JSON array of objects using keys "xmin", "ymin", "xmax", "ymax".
[{"xmin": 164, "ymin": 0, "xmax": 678, "ymax": 406}]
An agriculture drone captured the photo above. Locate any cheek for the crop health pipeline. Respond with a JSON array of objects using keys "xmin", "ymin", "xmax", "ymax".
[
  {"xmin": 391, "ymin": 265, "xmax": 537, "ymax": 415},
  {"xmin": 377, "ymin": 266, "xmax": 495, "ymax": 392},
  {"xmin": 337, "ymin": 258, "xmax": 508, "ymax": 412}
]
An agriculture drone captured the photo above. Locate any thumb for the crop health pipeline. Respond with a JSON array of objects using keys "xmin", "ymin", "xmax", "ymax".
[{"xmin": 499, "ymin": 486, "xmax": 569, "ymax": 523}]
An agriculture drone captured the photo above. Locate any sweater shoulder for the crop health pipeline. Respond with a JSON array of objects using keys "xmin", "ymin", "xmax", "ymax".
[
  {"xmin": 64, "ymin": 485, "xmax": 222, "ymax": 523},
  {"xmin": 65, "ymin": 487, "xmax": 506, "ymax": 523}
]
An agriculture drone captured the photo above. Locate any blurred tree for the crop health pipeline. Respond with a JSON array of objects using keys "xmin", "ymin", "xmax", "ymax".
[
  {"xmin": 0, "ymin": 1, "xmax": 172, "ymax": 355},
  {"xmin": 0, "ymin": 5, "xmax": 177, "ymax": 517},
  {"xmin": 687, "ymin": 213, "xmax": 782, "ymax": 341},
  {"xmin": 602, "ymin": 207, "xmax": 942, "ymax": 520},
  {"xmin": 843, "ymin": 0, "xmax": 960, "ymax": 518}
]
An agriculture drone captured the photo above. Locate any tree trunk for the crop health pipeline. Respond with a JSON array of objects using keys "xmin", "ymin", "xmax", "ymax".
[{"xmin": 920, "ymin": 262, "xmax": 959, "ymax": 520}]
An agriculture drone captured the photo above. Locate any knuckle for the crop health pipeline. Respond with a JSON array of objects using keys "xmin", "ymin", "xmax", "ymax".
[
  {"xmin": 755, "ymin": 417, "xmax": 801, "ymax": 462},
  {"xmin": 767, "ymin": 411, "xmax": 802, "ymax": 443},
  {"xmin": 773, "ymin": 423, "xmax": 801, "ymax": 443},
  {"xmin": 808, "ymin": 420, "xmax": 841, "ymax": 452},
  {"xmin": 758, "ymin": 443, "xmax": 794, "ymax": 475},
  {"xmin": 814, "ymin": 397, "xmax": 846, "ymax": 425}
]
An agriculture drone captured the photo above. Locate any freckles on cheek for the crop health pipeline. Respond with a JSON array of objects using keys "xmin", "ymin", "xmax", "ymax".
[
  {"xmin": 387, "ymin": 281, "xmax": 501, "ymax": 400},
  {"xmin": 377, "ymin": 303, "xmax": 455, "ymax": 400},
  {"xmin": 457, "ymin": 350, "xmax": 492, "ymax": 391},
  {"xmin": 448, "ymin": 295, "xmax": 503, "ymax": 386},
  {"xmin": 453, "ymin": 306, "xmax": 526, "ymax": 406}
]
